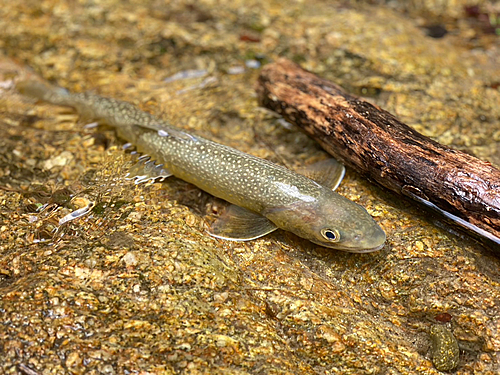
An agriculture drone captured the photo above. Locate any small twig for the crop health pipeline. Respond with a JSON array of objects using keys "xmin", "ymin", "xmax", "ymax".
[{"xmin": 18, "ymin": 364, "xmax": 41, "ymax": 375}]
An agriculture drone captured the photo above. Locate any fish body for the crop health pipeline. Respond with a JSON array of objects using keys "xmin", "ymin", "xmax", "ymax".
[{"xmin": 18, "ymin": 81, "xmax": 386, "ymax": 252}]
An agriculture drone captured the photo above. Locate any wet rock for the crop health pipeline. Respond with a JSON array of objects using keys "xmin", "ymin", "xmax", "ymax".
[
  {"xmin": 0, "ymin": 0, "xmax": 499, "ymax": 373},
  {"xmin": 430, "ymin": 324, "xmax": 460, "ymax": 372}
]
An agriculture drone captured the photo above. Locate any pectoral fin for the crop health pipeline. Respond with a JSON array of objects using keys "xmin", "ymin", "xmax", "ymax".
[
  {"xmin": 297, "ymin": 159, "xmax": 345, "ymax": 191},
  {"xmin": 208, "ymin": 204, "xmax": 277, "ymax": 241}
]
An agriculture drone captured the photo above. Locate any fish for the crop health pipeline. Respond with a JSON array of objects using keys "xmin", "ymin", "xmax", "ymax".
[{"xmin": 17, "ymin": 80, "xmax": 386, "ymax": 252}]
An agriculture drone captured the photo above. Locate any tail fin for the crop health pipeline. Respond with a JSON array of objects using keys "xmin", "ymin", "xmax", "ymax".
[{"xmin": 17, "ymin": 80, "xmax": 71, "ymax": 106}]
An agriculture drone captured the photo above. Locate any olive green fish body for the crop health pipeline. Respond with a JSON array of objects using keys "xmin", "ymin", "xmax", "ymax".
[
  {"xmin": 19, "ymin": 81, "xmax": 386, "ymax": 252},
  {"xmin": 140, "ymin": 133, "xmax": 322, "ymax": 212}
]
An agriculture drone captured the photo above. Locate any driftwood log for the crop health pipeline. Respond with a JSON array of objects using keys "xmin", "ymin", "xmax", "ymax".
[{"xmin": 256, "ymin": 58, "xmax": 500, "ymax": 248}]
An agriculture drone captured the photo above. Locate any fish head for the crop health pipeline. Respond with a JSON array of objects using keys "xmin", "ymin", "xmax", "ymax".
[{"xmin": 264, "ymin": 189, "xmax": 386, "ymax": 253}]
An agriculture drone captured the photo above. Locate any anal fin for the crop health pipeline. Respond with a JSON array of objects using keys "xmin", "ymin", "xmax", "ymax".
[
  {"xmin": 208, "ymin": 204, "xmax": 277, "ymax": 241},
  {"xmin": 297, "ymin": 159, "xmax": 345, "ymax": 191},
  {"xmin": 126, "ymin": 156, "xmax": 173, "ymax": 184}
]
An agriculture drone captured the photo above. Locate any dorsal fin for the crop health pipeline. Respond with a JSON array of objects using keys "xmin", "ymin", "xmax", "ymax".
[{"xmin": 297, "ymin": 159, "xmax": 345, "ymax": 190}]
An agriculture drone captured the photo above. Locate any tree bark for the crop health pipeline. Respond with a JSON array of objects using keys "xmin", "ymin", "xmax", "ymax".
[{"xmin": 256, "ymin": 58, "xmax": 500, "ymax": 248}]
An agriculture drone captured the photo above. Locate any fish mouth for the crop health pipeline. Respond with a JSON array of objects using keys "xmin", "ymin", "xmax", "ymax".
[
  {"xmin": 320, "ymin": 242, "xmax": 386, "ymax": 253},
  {"xmin": 347, "ymin": 242, "xmax": 386, "ymax": 253},
  {"xmin": 339, "ymin": 229, "xmax": 387, "ymax": 253}
]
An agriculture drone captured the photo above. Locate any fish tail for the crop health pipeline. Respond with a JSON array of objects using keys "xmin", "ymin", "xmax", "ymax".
[{"xmin": 17, "ymin": 80, "xmax": 72, "ymax": 106}]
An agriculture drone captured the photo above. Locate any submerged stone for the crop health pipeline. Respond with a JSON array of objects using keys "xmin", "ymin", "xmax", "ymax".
[{"xmin": 430, "ymin": 324, "xmax": 460, "ymax": 372}]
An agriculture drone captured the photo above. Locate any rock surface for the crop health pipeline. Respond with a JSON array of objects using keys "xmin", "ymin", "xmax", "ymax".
[{"xmin": 1, "ymin": 0, "xmax": 500, "ymax": 373}]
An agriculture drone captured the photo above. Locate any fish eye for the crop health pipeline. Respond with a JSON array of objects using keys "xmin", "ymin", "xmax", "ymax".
[{"xmin": 321, "ymin": 228, "xmax": 340, "ymax": 242}]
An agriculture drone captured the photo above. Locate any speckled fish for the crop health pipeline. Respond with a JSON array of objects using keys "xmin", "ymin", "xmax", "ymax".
[{"xmin": 18, "ymin": 80, "xmax": 386, "ymax": 252}]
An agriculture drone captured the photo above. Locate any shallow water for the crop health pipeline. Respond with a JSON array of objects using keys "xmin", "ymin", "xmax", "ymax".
[{"xmin": 1, "ymin": 0, "xmax": 500, "ymax": 373}]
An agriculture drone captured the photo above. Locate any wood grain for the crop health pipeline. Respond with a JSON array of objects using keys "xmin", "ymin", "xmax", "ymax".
[{"xmin": 256, "ymin": 58, "xmax": 500, "ymax": 248}]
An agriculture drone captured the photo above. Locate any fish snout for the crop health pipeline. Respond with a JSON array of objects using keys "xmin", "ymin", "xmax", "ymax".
[{"xmin": 358, "ymin": 224, "xmax": 386, "ymax": 252}]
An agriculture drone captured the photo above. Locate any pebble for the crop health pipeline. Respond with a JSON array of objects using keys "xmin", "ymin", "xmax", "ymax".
[
  {"xmin": 43, "ymin": 151, "xmax": 74, "ymax": 170},
  {"xmin": 429, "ymin": 324, "xmax": 459, "ymax": 372},
  {"xmin": 227, "ymin": 66, "xmax": 245, "ymax": 75},
  {"xmin": 245, "ymin": 59, "xmax": 261, "ymax": 69},
  {"xmin": 122, "ymin": 252, "xmax": 138, "ymax": 267}
]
